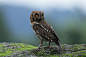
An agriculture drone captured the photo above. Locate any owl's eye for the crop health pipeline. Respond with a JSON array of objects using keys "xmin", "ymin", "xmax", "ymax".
[
  {"xmin": 35, "ymin": 13, "xmax": 39, "ymax": 17},
  {"xmin": 41, "ymin": 14, "xmax": 44, "ymax": 17}
]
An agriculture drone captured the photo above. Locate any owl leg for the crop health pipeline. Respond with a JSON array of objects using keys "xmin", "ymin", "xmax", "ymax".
[
  {"xmin": 38, "ymin": 40, "xmax": 43, "ymax": 49},
  {"xmin": 33, "ymin": 40, "xmax": 43, "ymax": 51},
  {"xmin": 48, "ymin": 41, "xmax": 51, "ymax": 47}
]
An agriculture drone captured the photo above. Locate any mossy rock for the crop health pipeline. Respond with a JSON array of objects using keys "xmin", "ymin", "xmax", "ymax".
[
  {"xmin": 0, "ymin": 42, "xmax": 86, "ymax": 57},
  {"xmin": 0, "ymin": 42, "xmax": 37, "ymax": 57}
]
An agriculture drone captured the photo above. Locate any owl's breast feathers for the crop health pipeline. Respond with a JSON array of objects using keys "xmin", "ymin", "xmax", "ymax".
[{"xmin": 31, "ymin": 20, "xmax": 61, "ymax": 47}]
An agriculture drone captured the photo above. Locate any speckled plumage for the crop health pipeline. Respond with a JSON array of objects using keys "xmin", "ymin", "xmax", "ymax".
[{"xmin": 30, "ymin": 11, "xmax": 62, "ymax": 49}]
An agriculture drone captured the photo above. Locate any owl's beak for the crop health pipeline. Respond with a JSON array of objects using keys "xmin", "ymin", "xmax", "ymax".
[
  {"xmin": 38, "ymin": 17, "xmax": 43, "ymax": 20},
  {"xmin": 36, "ymin": 17, "xmax": 44, "ymax": 21},
  {"xmin": 38, "ymin": 19, "xmax": 42, "ymax": 21}
]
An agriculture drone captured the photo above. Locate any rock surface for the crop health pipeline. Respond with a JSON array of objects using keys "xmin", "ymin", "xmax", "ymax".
[{"xmin": 0, "ymin": 42, "xmax": 86, "ymax": 57}]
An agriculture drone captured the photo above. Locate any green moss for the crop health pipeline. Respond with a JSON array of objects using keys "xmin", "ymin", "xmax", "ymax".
[
  {"xmin": 0, "ymin": 44, "xmax": 3, "ymax": 47},
  {"xmin": 32, "ymin": 49, "xmax": 46, "ymax": 56},
  {"xmin": 0, "ymin": 43, "xmax": 86, "ymax": 57},
  {"xmin": 47, "ymin": 44, "xmax": 86, "ymax": 57},
  {"xmin": 50, "ymin": 55, "xmax": 59, "ymax": 57},
  {"xmin": 50, "ymin": 50, "xmax": 86, "ymax": 57},
  {"xmin": 0, "ymin": 43, "xmax": 37, "ymax": 56}
]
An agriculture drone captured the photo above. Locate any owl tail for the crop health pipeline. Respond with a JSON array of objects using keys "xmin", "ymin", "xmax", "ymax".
[
  {"xmin": 58, "ymin": 39, "xmax": 63, "ymax": 49},
  {"xmin": 58, "ymin": 39, "xmax": 63, "ymax": 45},
  {"xmin": 56, "ymin": 41, "xmax": 61, "ymax": 48},
  {"xmin": 54, "ymin": 39, "xmax": 62, "ymax": 48}
]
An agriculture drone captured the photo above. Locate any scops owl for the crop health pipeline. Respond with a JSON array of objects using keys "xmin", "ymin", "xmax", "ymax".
[{"xmin": 30, "ymin": 11, "xmax": 62, "ymax": 50}]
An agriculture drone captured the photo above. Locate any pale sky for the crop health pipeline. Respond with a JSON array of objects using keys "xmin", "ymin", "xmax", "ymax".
[{"xmin": 0, "ymin": 0, "xmax": 86, "ymax": 14}]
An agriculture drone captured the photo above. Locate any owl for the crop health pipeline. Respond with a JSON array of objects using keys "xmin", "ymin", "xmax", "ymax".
[{"xmin": 30, "ymin": 11, "xmax": 62, "ymax": 50}]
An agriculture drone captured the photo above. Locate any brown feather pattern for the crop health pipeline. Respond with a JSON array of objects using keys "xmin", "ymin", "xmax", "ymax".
[{"xmin": 30, "ymin": 11, "xmax": 62, "ymax": 49}]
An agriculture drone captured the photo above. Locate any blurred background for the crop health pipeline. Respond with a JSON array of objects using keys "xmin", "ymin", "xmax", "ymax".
[{"xmin": 0, "ymin": 0, "xmax": 86, "ymax": 46}]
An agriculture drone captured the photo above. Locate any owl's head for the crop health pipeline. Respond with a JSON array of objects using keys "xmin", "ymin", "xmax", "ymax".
[{"xmin": 30, "ymin": 11, "xmax": 45, "ymax": 23}]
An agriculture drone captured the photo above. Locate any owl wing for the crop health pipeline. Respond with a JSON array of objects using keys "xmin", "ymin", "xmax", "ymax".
[{"xmin": 33, "ymin": 23, "xmax": 61, "ymax": 47}]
